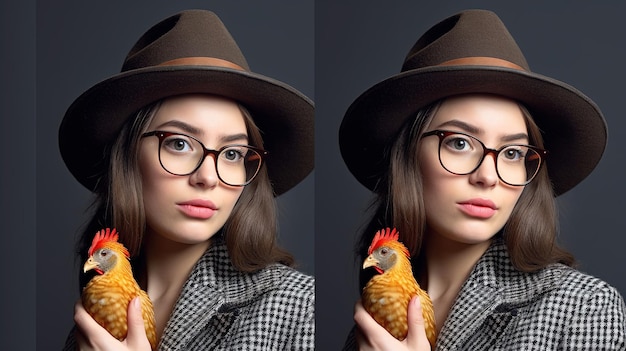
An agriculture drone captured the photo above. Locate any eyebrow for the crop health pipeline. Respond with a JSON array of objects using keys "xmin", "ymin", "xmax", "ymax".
[
  {"xmin": 221, "ymin": 133, "xmax": 249, "ymax": 144},
  {"xmin": 155, "ymin": 120, "xmax": 202, "ymax": 135},
  {"xmin": 436, "ymin": 119, "xmax": 529, "ymax": 143},
  {"xmin": 154, "ymin": 120, "xmax": 249, "ymax": 144}
]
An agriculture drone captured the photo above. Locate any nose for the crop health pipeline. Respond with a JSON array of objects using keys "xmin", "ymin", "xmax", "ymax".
[
  {"xmin": 468, "ymin": 152, "xmax": 499, "ymax": 187},
  {"xmin": 189, "ymin": 155, "xmax": 219, "ymax": 188}
]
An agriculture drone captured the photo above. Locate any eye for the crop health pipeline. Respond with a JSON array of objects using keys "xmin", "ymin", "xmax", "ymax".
[
  {"xmin": 379, "ymin": 248, "xmax": 389, "ymax": 256},
  {"xmin": 443, "ymin": 134, "xmax": 474, "ymax": 152},
  {"xmin": 501, "ymin": 146, "xmax": 525, "ymax": 161},
  {"xmin": 163, "ymin": 135, "xmax": 194, "ymax": 153},
  {"xmin": 98, "ymin": 249, "xmax": 109, "ymax": 258},
  {"xmin": 221, "ymin": 147, "xmax": 245, "ymax": 162}
]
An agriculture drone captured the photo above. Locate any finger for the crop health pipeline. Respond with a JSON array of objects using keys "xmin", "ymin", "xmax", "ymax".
[
  {"xmin": 405, "ymin": 296, "xmax": 431, "ymax": 349},
  {"xmin": 353, "ymin": 299, "xmax": 382, "ymax": 335},
  {"xmin": 124, "ymin": 297, "xmax": 151, "ymax": 350},
  {"xmin": 73, "ymin": 299, "xmax": 114, "ymax": 350},
  {"xmin": 353, "ymin": 301, "xmax": 381, "ymax": 350},
  {"xmin": 74, "ymin": 300, "xmax": 106, "ymax": 338},
  {"xmin": 353, "ymin": 299, "xmax": 404, "ymax": 350}
]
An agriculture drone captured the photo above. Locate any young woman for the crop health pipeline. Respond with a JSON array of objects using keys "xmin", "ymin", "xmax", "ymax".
[
  {"xmin": 59, "ymin": 10, "xmax": 314, "ymax": 350},
  {"xmin": 339, "ymin": 10, "xmax": 625, "ymax": 350}
]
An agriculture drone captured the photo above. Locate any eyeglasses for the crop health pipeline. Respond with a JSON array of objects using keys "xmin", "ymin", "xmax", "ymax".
[
  {"xmin": 421, "ymin": 130, "xmax": 547, "ymax": 186},
  {"xmin": 141, "ymin": 131, "xmax": 267, "ymax": 187}
]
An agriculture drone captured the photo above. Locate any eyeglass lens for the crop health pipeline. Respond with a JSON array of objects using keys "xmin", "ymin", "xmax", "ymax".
[
  {"xmin": 437, "ymin": 132, "xmax": 542, "ymax": 186},
  {"xmin": 157, "ymin": 133, "xmax": 262, "ymax": 186}
]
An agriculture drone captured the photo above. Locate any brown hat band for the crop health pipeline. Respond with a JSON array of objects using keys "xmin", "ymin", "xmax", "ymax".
[
  {"xmin": 438, "ymin": 57, "xmax": 526, "ymax": 71},
  {"xmin": 158, "ymin": 57, "xmax": 246, "ymax": 71}
]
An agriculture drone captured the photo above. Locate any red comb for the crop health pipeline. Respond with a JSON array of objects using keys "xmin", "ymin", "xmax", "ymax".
[
  {"xmin": 87, "ymin": 228, "xmax": 129, "ymax": 258},
  {"xmin": 368, "ymin": 227, "xmax": 400, "ymax": 255}
]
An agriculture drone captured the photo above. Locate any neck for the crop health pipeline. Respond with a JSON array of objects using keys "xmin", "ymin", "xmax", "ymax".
[
  {"xmin": 140, "ymin": 231, "xmax": 211, "ymax": 301},
  {"xmin": 137, "ymin": 231, "xmax": 211, "ymax": 342},
  {"xmin": 421, "ymin": 233, "xmax": 491, "ymax": 301}
]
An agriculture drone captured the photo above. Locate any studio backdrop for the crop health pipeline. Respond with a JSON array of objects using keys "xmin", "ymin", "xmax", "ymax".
[
  {"xmin": 35, "ymin": 1, "xmax": 313, "ymax": 349},
  {"xmin": 315, "ymin": 1, "xmax": 626, "ymax": 349}
]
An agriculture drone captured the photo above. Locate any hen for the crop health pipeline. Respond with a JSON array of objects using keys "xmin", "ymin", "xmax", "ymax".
[
  {"xmin": 361, "ymin": 227, "xmax": 437, "ymax": 346},
  {"xmin": 81, "ymin": 228, "xmax": 157, "ymax": 350}
]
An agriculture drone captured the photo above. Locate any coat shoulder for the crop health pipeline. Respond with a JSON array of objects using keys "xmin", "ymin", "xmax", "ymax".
[
  {"xmin": 548, "ymin": 264, "xmax": 624, "ymax": 305},
  {"xmin": 264, "ymin": 263, "xmax": 315, "ymax": 301}
]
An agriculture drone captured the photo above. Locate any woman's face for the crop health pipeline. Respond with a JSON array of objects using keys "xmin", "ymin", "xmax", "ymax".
[
  {"xmin": 139, "ymin": 95, "xmax": 246, "ymax": 246},
  {"xmin": 419, "ymin": 95, "xmax": 527, "ymax": 245}
]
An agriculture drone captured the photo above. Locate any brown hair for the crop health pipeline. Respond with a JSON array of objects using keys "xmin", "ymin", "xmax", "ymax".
[
  {"xmin": 76, "ymin": 96, "xmax": 293, "ymax": 289},
  {"xmin": 356, "ymin": 97, "xmax": 574, "ymax": 288}
]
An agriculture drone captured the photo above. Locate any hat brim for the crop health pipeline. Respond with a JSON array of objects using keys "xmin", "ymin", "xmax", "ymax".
[
  {"xmin": 339, "ymin": 65, "xmax": 607, "ymax": 196},
  {"xmin": 59, "ymin": 65, "xmax": 314, "ymax": 196}
]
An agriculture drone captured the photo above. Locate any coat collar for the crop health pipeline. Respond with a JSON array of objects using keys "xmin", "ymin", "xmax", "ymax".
[
  {"xmin": 435, "ymin": 238, "xmax": 564, "ymax": 350},
  {"xmin": 158, "ymin": 236, "xmax": 283, "ymax": 349}
]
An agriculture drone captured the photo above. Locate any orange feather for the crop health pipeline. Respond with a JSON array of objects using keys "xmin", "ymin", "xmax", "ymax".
[
  {"xmin": 362, "ymin": 228, "xmax": 437, "ymax": 346},
  {"xmin": 81, "ymin": 228, "xmax": 157, "ymax": 350}
]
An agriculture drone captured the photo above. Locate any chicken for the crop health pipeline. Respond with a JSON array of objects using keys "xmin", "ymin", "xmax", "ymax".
[
  {"xmin": 81, "ymin": 228, "xmax": 157, "ymax": 350},
  {"xmin": 361, "ymin": 227, "xmax": 437, "ymax": 346}
]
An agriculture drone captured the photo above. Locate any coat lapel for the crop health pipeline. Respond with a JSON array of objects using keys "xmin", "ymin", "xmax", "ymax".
[
  {"xmin": 435, "ymin": 271, "xmax": 499, "ymax": 350},
  {"xmin": 157, "ymin": 237, "xmax": 281, "ymax": 350},
  {"xmin": 435, "ymin": 239, "xmax": 561, "ymax": 350},
  {"xmin": 158, "ymin": 275, "xmax": 224, "ymax": 349}
]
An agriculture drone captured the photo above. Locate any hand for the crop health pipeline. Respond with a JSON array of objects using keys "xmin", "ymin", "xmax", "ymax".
[
  {"xmin": 74, "ymin": 297, "xmax": 153, "ymax": 351},
  {"xmin": 354, "ymin": 296, "xmax": 432, "ymax": 351}
]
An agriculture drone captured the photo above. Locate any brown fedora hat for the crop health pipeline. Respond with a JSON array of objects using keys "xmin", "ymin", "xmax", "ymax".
[
  {"xmin": 59, "ymin": 9, "xmax": 313, "ymax": 196},
  {"xmin": 339, "ymin": 9, "xmax": 607, "ymax": 196}
]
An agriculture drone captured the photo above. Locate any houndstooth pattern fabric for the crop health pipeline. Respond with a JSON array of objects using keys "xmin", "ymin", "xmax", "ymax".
[
  {"xmin": 343, "ymin": 238, "xmax": 625, "ymax": 350},
  {"xmin": 62, "ymin": 236, "xmax": 315, "ymax": 350}
]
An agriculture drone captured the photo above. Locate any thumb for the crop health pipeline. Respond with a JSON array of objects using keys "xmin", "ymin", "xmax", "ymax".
[
  {"xmin": 405, "ymin": 296, "xmax": 432, "ymax": 350},
  {"xmin": 125, "ymin": 297, "xmax": 151, "ymax": 349}
]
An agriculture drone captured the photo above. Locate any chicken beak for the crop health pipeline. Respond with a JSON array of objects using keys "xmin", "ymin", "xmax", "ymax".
[
  {"xmin": 362, "ymin": 255, "xmax": 379, "ymax": 269},
  {"xmin": 83, "ymin": 256, "xmax": 99, "ymax": 273}
]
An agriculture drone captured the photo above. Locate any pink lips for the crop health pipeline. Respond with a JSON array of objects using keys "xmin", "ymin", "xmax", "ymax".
[
  {"xmin": 177, "ymin": 199, "xmax": 217, "ymax": 219},
  {"xmin": 457, "ymin": 198, "xmax": 497, "ymax": 219}
]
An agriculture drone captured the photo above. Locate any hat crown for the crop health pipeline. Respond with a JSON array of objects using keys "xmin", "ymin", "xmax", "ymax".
[
  {"xmin": 122, "ymin": 10, "xmax": 250, "ymax": 72},
  {"xmin": 401, "ymin": 9, "xmax": 529, "ymax": 72}
]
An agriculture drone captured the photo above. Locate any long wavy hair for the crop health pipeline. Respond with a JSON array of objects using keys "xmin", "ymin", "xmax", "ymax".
[
  {"xmin": 76, "ymin": 95, "xmax": 293, "ymax": 289},
  {"xmin": 357, "ymin": 96, "xmax": 574, "ymax": 288}
]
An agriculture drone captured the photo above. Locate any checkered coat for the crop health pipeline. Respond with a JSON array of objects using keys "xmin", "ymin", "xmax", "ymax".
[
  {"xmin": 63, "ymin": 237, "xmax": 315, "ymax": 350},
  {"xmin": 344, "ymin": 239, "xmax": 626, "ymax": 350}
]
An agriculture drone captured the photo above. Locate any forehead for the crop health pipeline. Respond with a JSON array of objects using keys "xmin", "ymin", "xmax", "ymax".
[
  {"xmin": 149, "ymin": 94, "xmax": 247, "ymax": 132},
  {"xmin": 430, "ymin": 94, "xmax": 527, "ymax": 135}
]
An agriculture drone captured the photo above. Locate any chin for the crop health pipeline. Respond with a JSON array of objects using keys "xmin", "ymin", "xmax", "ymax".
[
  {"xmin": 436, "ymin": 222, "xmax": 503, "ymax": 246},
  {"xmin": 151, "ymin": 221, "xmax": 223, "ymax": 245},
  {"xmin": 457, "ymin": 229, "xmax": 502, "ymax": 245},
  {"xmin": 178, "ymin": 226, "xmax": 221, "ymax": 242}
]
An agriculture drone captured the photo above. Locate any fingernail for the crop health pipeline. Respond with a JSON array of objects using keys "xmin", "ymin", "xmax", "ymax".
[{"xmin": 413, "ymin": 296, "xmax": 421, "ymax": 307}]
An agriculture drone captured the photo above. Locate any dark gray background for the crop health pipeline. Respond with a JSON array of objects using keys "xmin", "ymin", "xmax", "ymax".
[
  {"xmin": 34, "ymin": 1, "xmax": 312, "ymax": 349},
  {"xmin": 316, "ymin": 1, "xmax": 626, "ymax": 350},
  {"xmin": 1, "ymin": 1, "xmax": 36, "ymax": 351}
]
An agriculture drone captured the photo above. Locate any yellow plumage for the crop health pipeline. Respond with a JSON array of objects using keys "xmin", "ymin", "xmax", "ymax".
[
  {"xmin": 81, "ymin": 228, "xmax": 157, "ymax": 350},
  {"xmin": 361, "ymin": 228, "xmax": 437, "ymax": 346}
]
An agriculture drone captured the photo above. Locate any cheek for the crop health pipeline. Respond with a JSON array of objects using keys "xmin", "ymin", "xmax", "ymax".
[
  {"xmin": 501, "ymin": 187, "xmax": 525, "ymax": 216},
  {"xmin": 222, "ymin": 189, "xmax": 244, "ymax": 219}
]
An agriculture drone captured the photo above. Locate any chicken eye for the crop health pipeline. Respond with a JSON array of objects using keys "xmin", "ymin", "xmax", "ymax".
[
  {"xmin": 380, "ymin": 248, "xmax": 389, "ymax": 256},
  {"xmin": 99, "ymin": 249, "xmax": 109, "ymax": 257}
]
